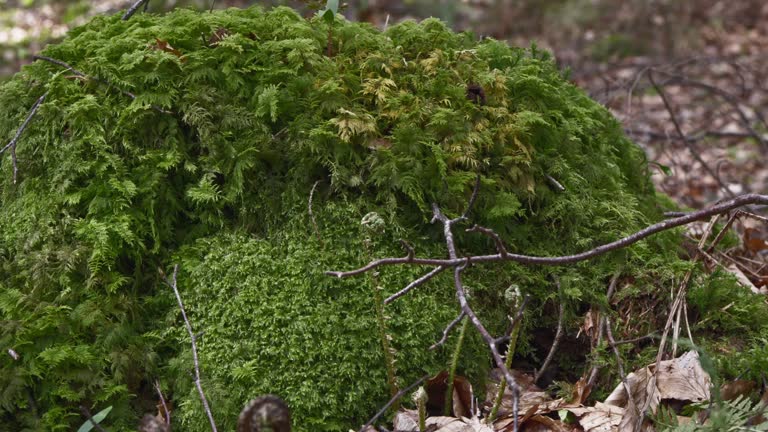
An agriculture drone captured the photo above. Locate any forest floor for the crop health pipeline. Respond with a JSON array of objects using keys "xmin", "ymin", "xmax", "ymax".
[{"xmin": 2, "ymin": 2, "xmax": 768, "ymax": 431}]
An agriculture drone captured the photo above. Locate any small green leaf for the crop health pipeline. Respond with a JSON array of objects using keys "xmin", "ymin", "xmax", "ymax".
[
  {"xmin": 319, "ymin": 0, "xmax": 338, "ymax": 24},
  {"xmin": 77, "ymin": 406, "xmax": 112, "ymax": 432},
  {"xmin": 650, "ymin": 161, "xmax": 672, "ymax": 176},
  {"xmin": 324, "ymin": 0, "xmax": 339, "ymax": 13}
]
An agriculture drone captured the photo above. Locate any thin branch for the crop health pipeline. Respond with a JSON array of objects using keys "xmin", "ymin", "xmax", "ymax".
[
  {"xmin": 545, "ymin": 174, "xmax": 565, "ymax": 192},
  {"xmin": 79, "ymin": 406, "xmax": 107, "ymax": 432},
  {"xmin": 1, "ymin": 92, "xmax": 47, "ymax": 184},
  {"xmin": 122, "ymin": 0, "xmax": 150, "ymax": 20},
  {"xmin": 155, "ymin": 380, "xmax": 171, "ymax": 426},
  {"xmin": 467, "ymin": 225, "xmax": 508, "ymax": 256},
  {"xmin": 587, "ymin": 271, "xmax": 622, "ymax": 388},
  {"xmin": 605, "ymin": 317, "xmax": 642, "ymax": 432},
  {"xmin": 33, "ymin": 55, "xmax": 173, "ymax": 115},
  {"xmin": 653, "ymin": 70, "xmax": 768, "ymax": 150},
  {"xmin": 327, "ymin": 194, "xmax": 768, "ymax": 277},
  {"xmin": 460, "ymin": 173, "xmax": 482, "ymax": 220},
  {"xmin": 433, "ymin": 202, "xmax": 521, "ymax": 431},
  {"xmin": 534, "ymin": 300, "xmax": 565, "ymax": 383},
  {"xmin": 359, "ymin": 374, "xmax": 429, "ymax": 432},
  {"xmin": 647, "ymin": 70, "xmax": 734, "ymax": 199},
  {"xmin": 308, "ymin": 180, "xmax": 323, "ymax": 246},
  {"xmin": 399, "ymin": 239, "xmax": 415, "ymax": 261},
  {"xmin": 161, "ymin": 265, "xmax": 218, "ymax": 432},
  {"xmin": 429, "ymin": 311, "xmax": 466, "ymax": 350},
  {"xmin": 384, "ymin": 266, "xmax": 445, "ymax": 305}
]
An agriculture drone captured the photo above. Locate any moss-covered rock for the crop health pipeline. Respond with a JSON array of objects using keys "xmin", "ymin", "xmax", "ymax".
[{"xmin": 0, "ymin": 5, "xmax": 704, "ymax": 431}]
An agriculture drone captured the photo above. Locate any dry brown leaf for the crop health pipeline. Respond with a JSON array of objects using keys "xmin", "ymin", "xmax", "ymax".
[
  {"xmin": 426, "ymin": 371, "xmax": 474, "ymax": 417},
  {"xmin": 603, "ymin": 351, "xmax": 710, "ymax": 432},
  {"xmin": 566, "ymin": 402, "xmax": 624, "ymax": 432},
  {"xmin": 720, "ymin": 379, "xmax": 757, "ymax": 401},
  {"xmin": 522, "ymin": 414, "xmax": 573, "ymax": 432}
]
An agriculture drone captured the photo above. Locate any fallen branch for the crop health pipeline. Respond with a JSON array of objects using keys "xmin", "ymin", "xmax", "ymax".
[
  {"xmin": 160, "ymin": 264, "xmax": 218, "ymax": 432},
  {"xmin": 648, "ymin": 70, "xmax": 734, "ymax": 200},
  {"xmin": 155, "ymin": 380, "xmax": 171, "ymax": 426},
  {"xmin": 122, "ymin": 0, "xmax": 150, "ymax": 20},
  {"xmin": 328, "ymin": 194, "xmax": 768, "ymax": 277},
  {"xmin": 308, "ymin": 180, "xmax": 323, "ymax": 246},
  {"xmin": 534, "ymin": 299, "xmax": 564, "ymax": 384},
  {"xmin": 33, "ymin": 55, "xmax": 173, "ymax": 115},
  {"xmin": 1, "ymin": 92, "xmax": 47, "ymax": 184},
  {"xmin": 429, "ymin": 311, "xmax": 466, "ymax": 350},
  {"xmin": 359, "ymin": 374, "xmax": 429, "ymax": 432}
]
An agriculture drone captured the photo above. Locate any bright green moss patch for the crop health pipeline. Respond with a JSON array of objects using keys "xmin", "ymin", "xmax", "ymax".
[{"xmin": 1, "ymin": 5, "xmax": 760, "ymax": 432}]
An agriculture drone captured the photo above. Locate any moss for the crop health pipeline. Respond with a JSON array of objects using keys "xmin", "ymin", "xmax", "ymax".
[{"xmin": 0, "ymin": 5, "xmax": 757, "ymax": 432}]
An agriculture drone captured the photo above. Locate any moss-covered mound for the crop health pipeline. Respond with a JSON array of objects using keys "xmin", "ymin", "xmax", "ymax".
[{"xmin": 0, "ymin": 5, "xmax": 719, "ymax": 431}]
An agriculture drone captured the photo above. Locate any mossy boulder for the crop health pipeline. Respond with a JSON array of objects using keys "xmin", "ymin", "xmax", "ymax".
[{"xmin": 0, "ymin": 5, "xmax": 693, "ymax": 431}]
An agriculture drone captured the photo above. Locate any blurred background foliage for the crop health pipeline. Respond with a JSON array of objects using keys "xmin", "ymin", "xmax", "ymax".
[{"xmin": 2, "ymin": 0, "xmax": 768, "ymax": 79}]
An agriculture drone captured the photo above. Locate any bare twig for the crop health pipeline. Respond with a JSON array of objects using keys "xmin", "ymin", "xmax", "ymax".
[
  {"xmin": 327, "ymin": 194, "xmax": 768, "ymax": 277},
  {"xmin": 647, "ymin": 70, "xmax": 734, "ymax": 199},
  {"xmin": 587, "ymin": 271, "xmax": 621, "ymax": 388},
  {"xmin": 1, "ymin": 92, "xmax": 46, "ymax": 184},
  {"xmin": 467, "ymin": 225, "xmax": 508, "ymax": 257},
  {"xmin": 33, "ymin": 55, "xmax": 173, "ymax": 115},
  {"xmin": 122, "ymin": 0, "xmax": 150, "ymax": 20},
  {"xmin": 359, "ymin": 374, "xmax": 430, "ymax": 432},
  {"xmin": 429, "ymin": 311, "xmax": 466, "ymax": 350},
  {"xmin": 653, "ymin": 70, "xmax": 768, "ymax": 150},
  {"xmin": 460, "ymin": 173, "xmax": 482, "ymax": 220},
  {"xmin": 605, "ymin": 317, "xmax": 642, "ymax": 432},
  {"xmin": 384, "ymin": 266, "xmax": 445, "ymax": 305},
  {"xmin": 160, "ymin": 264, "xmax": 218, "ymax": 432},
  {"xmin": 308, "ymin": 180, "xmax": 323, "ymax": 246},
  {"xmin": 430, "ymin": 203, "xmax": 522, "ymax": 431},
  {"xmin": 534, "ymin": 300, "xmax": 565, "ymax": 383},
  {"xmin": 155, "ymin": 380, "xmax": 171, "ymax": 426},
  {"xmin": 545, "ymin": 174, "xmax": 565, "ymax": 192},
  {"xmin": 80, "ymin": 406, "xmax": 107, "ymax": 432}
]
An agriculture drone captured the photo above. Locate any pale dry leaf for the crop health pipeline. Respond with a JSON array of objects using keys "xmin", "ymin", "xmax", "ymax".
[
  {"xmin": 566, "ymin": 402, "xmax": 624, "ymax": 432},
  {"xmin": 393, "ymin": 408, "xmax": 419, "ymax": 431},
  {"xmin": 604, "ymin": 351, "xmax": 710, "ymax": 432},
  {"xmin": 726, "ymin": 263, "xmax": 762, "ymax": 294}
]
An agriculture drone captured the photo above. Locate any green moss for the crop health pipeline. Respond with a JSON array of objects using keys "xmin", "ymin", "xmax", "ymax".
[{"xmin": 0, "ymin": 5, "xmax": 754, "ymax": 431}]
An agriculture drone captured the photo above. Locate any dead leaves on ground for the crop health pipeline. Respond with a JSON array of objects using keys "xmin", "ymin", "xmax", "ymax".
[{"xmin": 388, "ymin": 351, "xmax": 759, "ymax": 432}]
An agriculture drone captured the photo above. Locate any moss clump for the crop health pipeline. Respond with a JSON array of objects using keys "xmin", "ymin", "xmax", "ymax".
[{"xmin": 0, "ymin": 5, "xmax": 736, "ymax": 431}]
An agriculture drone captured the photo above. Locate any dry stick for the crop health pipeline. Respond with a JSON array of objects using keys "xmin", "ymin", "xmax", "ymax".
[
  {"xmin": 534, "ymin": 300, "xmax": 565, "ymax": 384},
  {"xmin": 359, "ymin": 374, "xmax": 430, "ymax": 432},
  {"xmin": 161, "ymin": 265, "xmax": 218, "ymax": 432},
  {"xmin": 604, "ymin": 318, "xmax": 642, "ymax": 431},
  {"xmin": 636, "ymin": 215, "xmax": 720, "ymax": 432},
  {"xmin": 647, "ymin": 70, "xmax": 735, "ymax": 200},
  {"xmin": 80, "ymin": 405, "xmax": 108, "ymax": 432},
  {"xmin": 653, "ymin": 70, "xmax": 768, "ymax": 150},
  {"xmin": 155, "ymin": 380, "xmax": 171, "ymax": 426},
  {"xmin": 327, "ymin": 194, "xmax": 768, "ymax": 278},
  {"xmin": 489, "ymin": 294, "xmax": 526, "ymax": 422},
  {"xmin": 587, "ymin": 271, "xmax": 622, "ymax": 388},
  {"xmin": 431, "ymin": 203, "xmax": 521, "ymax": 432},
  {"xmin": 122, "ymin": 0, "xmax": 150, "ymax": 20},
  {"xmin": 33, "ymin": 55, "xmax": 173, "ymax": 115},
  {"xmin": 308, "ymin": 180, "xmax": 323, "ymax": 246},
  {"xmin": 1, "ymin": 92, "xmax": 46, "ymax": 184},
  {"xmin": 385, "ymin": 266, "xmax": 445, "ymax": 305},
  {"xmin": 430, "ymin": 311, "xmax": 466, "ymax": 350}
]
